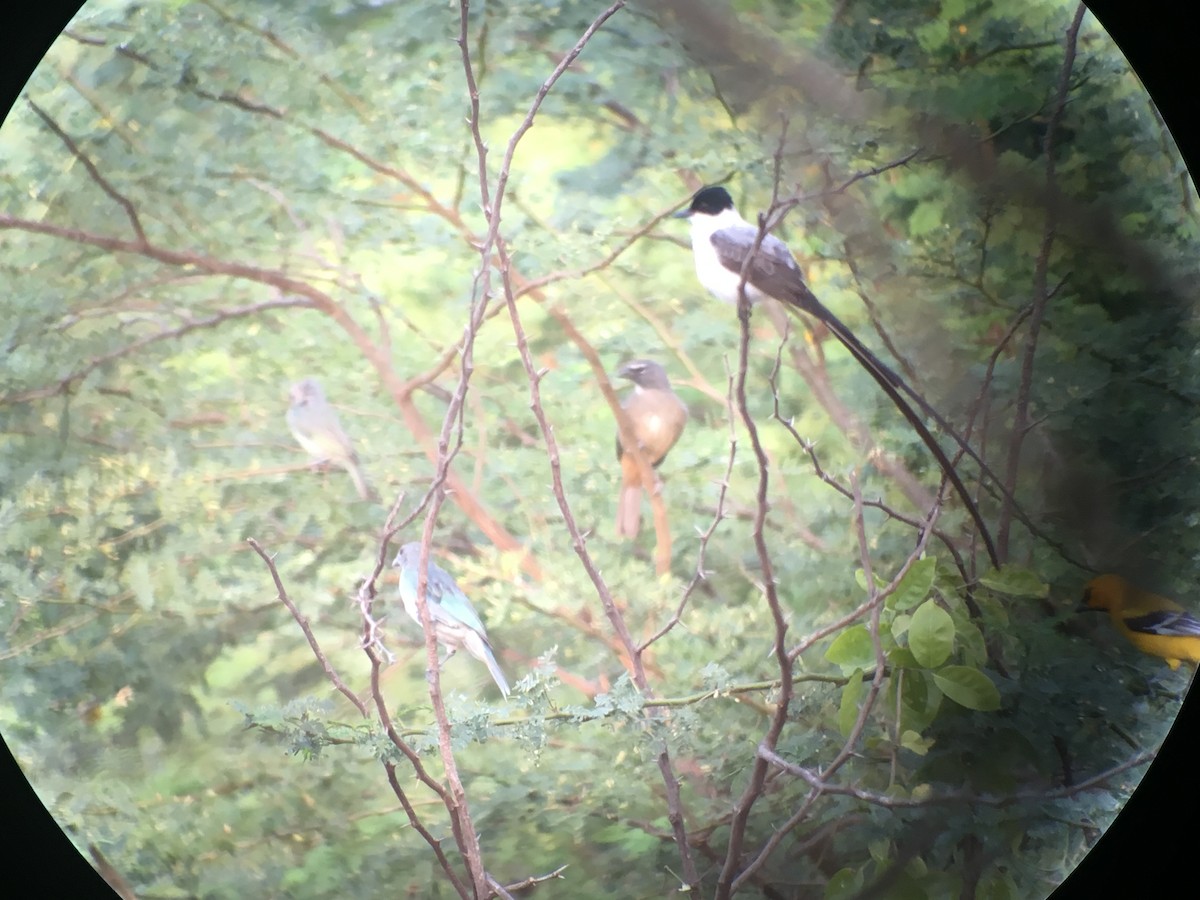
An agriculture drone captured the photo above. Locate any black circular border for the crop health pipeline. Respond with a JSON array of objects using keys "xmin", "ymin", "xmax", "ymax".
[{"xmin": 1, "ymin": 2, "xmax": 1197, "ymax": 897}]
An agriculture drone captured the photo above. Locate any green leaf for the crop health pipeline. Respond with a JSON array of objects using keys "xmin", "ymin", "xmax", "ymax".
[
  {"xmin": 825, "ymin": 625, "xmax": 875, "ymax": 670},
  {"xmin": 125, "ymin": 557, "xmax": 156, "ymax": 610},
  {"xmin": 838, "ymin": 669, "xmax": 865, "ymax": 738},
  {"xmin": 825, "ymin": 867, "xmax": 865, "ymax": 900},
  {"xmin": 854, "ymin": 567, "xmax": 869, "ymax": 592},
  {"xmin": 956, "ymin": 619, "xmax": 988, "ymax": 668},
  {"xmin": 908, "ymin": 199, "xmax": 947, "ymax": 237},
  {"xmin": 899, "ymin": 729, "xmax": 935, "ymax": 756},
  {"xmin": 931, "ymin": 667, "xmax": 1001, "ymax": 711},
  {"xmin": 897, "ymin": 670, "xmax": 943, "ymax": 733},
  {"xmin": 908, "ymin": 600, "xmax": 954, "ymax": 668},
  {"xmin": 978, "ymin": 870, "xmax": 1019, "ymax": 900},
  {"xmin": 887, "ymin": 646, "xmax": 919, "ymax": 669},
  {"xmin": 888, "ymin": 558, "xmax": 936, "ymax": 611},
  {"xmin": 978, "ymin": 565, "xmax": 1049, "ymax": 598}
]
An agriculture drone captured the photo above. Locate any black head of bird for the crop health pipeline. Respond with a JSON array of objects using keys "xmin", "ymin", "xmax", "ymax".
[{"xmin": 674, "ymin": 185, "xmax": 735, "ymax": 219}]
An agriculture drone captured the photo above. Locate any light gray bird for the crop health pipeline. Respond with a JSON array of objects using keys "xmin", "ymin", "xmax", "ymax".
[
  {"xmin": 286, "ymin": 377, "xmax": 376, "ymax": 501},
  {"xmin": 392, "ymin": 542, "xmax": 510, "ymax": 697}
]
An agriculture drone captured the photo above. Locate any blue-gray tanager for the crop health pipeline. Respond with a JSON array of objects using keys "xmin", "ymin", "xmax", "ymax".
[{"xmin": 392, "ymin": 542, "xmax": 510, "ymax": 697}]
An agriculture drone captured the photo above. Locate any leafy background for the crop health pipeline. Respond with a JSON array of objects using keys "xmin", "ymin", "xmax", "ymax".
[{"xmin": 1, "ymin": 0, "xmax": 1197, "ymax": 897}]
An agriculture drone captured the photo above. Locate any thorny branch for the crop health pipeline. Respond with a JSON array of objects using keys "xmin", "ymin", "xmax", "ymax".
[
  {"xmin": 758, "ymin": 745, "xmax": 1155, "ymax": 809},
  {"xmin": 638, "ymin": 371, "xmax": 739, "ymax": 652},
  {"xmin": 443, "ymin": 2, "xmax": 652, "ymax": 894},
  {"xmin": 715, "ymin": 159, "xmax": 796, "ymax": 899},
  {"xmin": 733, "ymin": 492, "xmax": 938, "ymax": 890},
  {"xmin": 246, "ymin": 533, "xmax": 471, "ymax": 898},
  {"xmin": 455, "ymin": 0, "xmax": 703, "ymax": 891}
]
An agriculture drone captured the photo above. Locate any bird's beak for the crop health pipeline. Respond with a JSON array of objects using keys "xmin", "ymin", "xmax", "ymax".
[{"xmin": 671, "ymin": 208, "xmax": 693, "ymax": 219}]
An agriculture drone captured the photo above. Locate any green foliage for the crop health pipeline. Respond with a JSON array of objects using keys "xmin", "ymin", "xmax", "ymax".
[{"xmin": 1, "ymin": 0, "xmax": 1196, "ymax": 897}]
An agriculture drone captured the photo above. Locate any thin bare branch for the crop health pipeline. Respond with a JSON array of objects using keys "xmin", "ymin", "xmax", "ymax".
[
  {"xmin": 715, "ymin": 154, "xmax": 796, "ymax": 895},
  {"xmin": 27, "ymin": 101, "xmax": 147, "ymax": 245},
  {"xmin": 3, "ymin": 297, "xmax": 312, "ymax": 405},
  {"xmin": 495, "ymin": 865, "xmax": 569, "ymax": 894},
  {"xmin": 758, "ymin": 745, "xmax": 1154, "ymax": 809},
  {"xmin": 246, "ymin": 538, "xmax": 369, "ymax": 718},
  {"xmin": 997, "ymin": 3, "xmax": 1088, "ymax": 556},
  {"xmin": 638, "ymin": 389, "xmax": 738, "ymax": 652},
  {"xmin": 457, "ymin": 0, "xmax": 701, "ymax": 888}
]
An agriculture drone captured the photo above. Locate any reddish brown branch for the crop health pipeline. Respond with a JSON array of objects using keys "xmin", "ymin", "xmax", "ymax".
[
  {"xmin": 0, "ymin": 212, "xmax": 534, "ymax": 578},
  {"xmin": 2, "ymin": 297, "xmax": 312, "ymax": 405}
]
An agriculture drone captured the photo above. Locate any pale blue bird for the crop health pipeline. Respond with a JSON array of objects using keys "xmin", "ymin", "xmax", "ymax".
[{"xmin": 392, "ymin": 542, "xmax": 510, "ymax": 697}]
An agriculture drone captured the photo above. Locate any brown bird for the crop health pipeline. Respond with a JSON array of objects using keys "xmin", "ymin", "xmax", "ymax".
[{"xmin": 614, "ymin": 359, "xmax": 688, "ymax": 539}]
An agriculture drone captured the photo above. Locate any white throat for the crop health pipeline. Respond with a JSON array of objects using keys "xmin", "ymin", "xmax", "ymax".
[
  {"xmin": 688, "ymin": 206, "xmax": 750, "ymax": 242},
  {"xmin": 687, "ymin": 207, "xmax": 769, "ymax": 305}
]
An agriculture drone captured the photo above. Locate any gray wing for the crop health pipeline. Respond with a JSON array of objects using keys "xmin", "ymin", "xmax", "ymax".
[
  {"xmin": 712, "ymin": 224, "xmax": 826, "ymax": 317},
  {"xmin": 711, "ymin": 225, "xmax": 801, "ymax": 281}
]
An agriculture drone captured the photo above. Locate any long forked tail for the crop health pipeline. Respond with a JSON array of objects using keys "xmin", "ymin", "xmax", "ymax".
[{"xmin": 784, "ymin": 285, "xmax": 1001, "ymax": 566}]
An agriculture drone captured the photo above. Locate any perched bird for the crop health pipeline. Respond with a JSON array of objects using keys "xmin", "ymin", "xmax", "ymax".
[
  {"xmin": 675, "ymin": 185, "xmax": 999, "ymax": 565},
  {"xmin": 1080, "ymin": 574, "xmax": 1200, "ymax": 671},
  {"xmin": 392, "ymin": 542, "xmax": 510, "ymax": 697},
  {"xmin": 286, "ymin": 377, "xmax": 377, "ymax": 501},
  {"xmin": 614, "ymin": 359, "xmax": 689, "ymax": 539}
]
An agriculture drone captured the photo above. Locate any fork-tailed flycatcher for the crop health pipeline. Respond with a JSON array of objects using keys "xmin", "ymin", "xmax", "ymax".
[{"xmin": 675, "ymin": 185, "xmax": 999, "ymax": 565}]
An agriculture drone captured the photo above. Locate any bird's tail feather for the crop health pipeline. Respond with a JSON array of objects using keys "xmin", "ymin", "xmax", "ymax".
[
  {"xmin": 483, "ymin": 647, "xmax": 511, "ymax": 698},
  {"xmin": 794, "ymin": 285, "xmax": 1016, "ymax": 496},
  {"xmin": 616, "ymin": 483, "xmax": 642, "ymax": 539},
  {"xmin": 345, "ymin": 461, "xmax": 378, "ymax": 502},
  {"xmin": 785, "ymin": 285, "xmax": 1001, "ymax": 565},
  {"xmin": 464, "ymin": 631, "xmax": 510, "ymax": 697}
]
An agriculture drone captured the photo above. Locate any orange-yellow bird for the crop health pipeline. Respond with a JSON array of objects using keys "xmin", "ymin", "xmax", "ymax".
[{"xmin": 1080, "ymin": 574, "xmax": 1200, "ymax": 670}]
